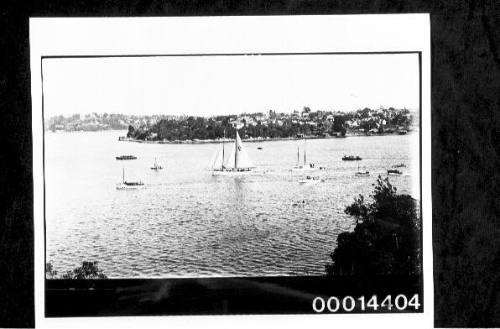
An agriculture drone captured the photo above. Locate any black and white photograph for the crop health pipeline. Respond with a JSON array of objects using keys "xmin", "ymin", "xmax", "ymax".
[
  {"xmin": 30, "ymin": 15, "xmax": 432, "ymax": 326},
  {"xmin": 43, "ymin": 53, "xmax": 421, "ymax": 279}
]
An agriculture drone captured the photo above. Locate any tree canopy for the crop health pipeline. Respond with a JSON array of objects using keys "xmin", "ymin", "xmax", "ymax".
[{"xmin": 326, "ymin": 176, "xmax": 420, "ymax": 276}]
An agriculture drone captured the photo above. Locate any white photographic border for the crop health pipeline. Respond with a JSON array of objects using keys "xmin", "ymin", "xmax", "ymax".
[{"xmin": 30, "ymin": 14, "xmax": 432, "ymax": 329}]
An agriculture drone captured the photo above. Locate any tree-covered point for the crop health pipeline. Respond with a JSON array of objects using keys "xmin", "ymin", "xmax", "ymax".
[
  {"xmin": 127, "ymin": 116, "xmax": 340, "ymax": 141},
  {"xmin": 326, "ymin": 176, "xmax": 421, "ymax": 276}
]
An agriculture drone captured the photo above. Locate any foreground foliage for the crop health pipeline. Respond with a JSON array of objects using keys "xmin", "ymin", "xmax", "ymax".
[
  {"xmin": 326, "ymin": 176, "xmax": 420, "ymax": 276},
  {"xmin": 46, "ymin": 261, "xmax": 108, "ymax": 279}
]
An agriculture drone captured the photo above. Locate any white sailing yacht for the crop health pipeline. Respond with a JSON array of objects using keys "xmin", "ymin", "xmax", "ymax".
[
  {"xmin": 292, "ymin": 139, "xmax": 316, "ymax": 171},
  {"xmin": 151, "ymin": 157, "xmax": 163, "ymax": 170},
  {"xmin": 209, "ymin": 130, "xmax": 255, "ymax": 175}
]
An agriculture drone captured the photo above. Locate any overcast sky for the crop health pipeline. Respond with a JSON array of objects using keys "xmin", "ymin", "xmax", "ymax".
[{"xmin": 42, "ymin": 53, "xmax": 419, "ymax": 118}]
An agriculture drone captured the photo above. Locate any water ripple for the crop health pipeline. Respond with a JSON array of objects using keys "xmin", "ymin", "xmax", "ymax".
[{"xmin": 45, "ymin": 131, "xmax": 419, "ymax": 278}]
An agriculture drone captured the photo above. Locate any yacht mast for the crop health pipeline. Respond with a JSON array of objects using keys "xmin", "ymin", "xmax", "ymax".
[
  {"xmin": 303, "ymin": 138, "xmax": 307, "ymax": 165},
  {"xmin": 222, "ymin": 129, "xmax": 225, "ymax": 170},
  {"xmin": 234, "ymin": 130, "xmax": 239, "ymax": 169}
]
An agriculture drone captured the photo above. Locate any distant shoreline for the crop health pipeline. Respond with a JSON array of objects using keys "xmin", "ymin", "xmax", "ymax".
[
  {"xmin": 116, "ymin": 131, "xmax": 417, "ymax": 145},
  {"xmin": 45, "ymin": 128, "xmax": 417, "ymax": 143}
]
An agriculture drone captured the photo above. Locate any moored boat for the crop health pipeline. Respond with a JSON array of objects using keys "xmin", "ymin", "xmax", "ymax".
[
  {"xmin": 292, "ymin": 139, "xmax": 318, "ymax": 171},
  {"xmin": 355, "ymin": 171, "xmax": 370, "ymax": 176},
  {"xmin": 116, "ymin": 168, "xmax": 144, "ymax": 189},
  {"xmin": 355, "ymin": 164, "xmax": 370, "ymax": 176},
  {"xmin": 387, "ymin": 169, "xmax": 403, "ymax": 175}
]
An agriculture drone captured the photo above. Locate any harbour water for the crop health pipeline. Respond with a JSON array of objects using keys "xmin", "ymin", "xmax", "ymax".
[{"xmin": 45, "ymin": 130, "xmax": 419, "ymax": 278}]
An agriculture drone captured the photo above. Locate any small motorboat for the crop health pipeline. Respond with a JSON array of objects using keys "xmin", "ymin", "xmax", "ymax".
[
  {"xmin": 257, "ymin": 146, "xmax": 263, "ymax": 150},
  {"xmin": 387, "ymin": 169, "xmax": 403, "ymax": 175},
  {"xmin": 392, "ymin": 163, "xmax": 406, "ymax": 168},
  {"xmin": 116, "ymin": 155, "xmax": 137, "ymax": 160},
  {"xmin": 298, "ymin": 176, "xmax": 322, "ymax": 185}
]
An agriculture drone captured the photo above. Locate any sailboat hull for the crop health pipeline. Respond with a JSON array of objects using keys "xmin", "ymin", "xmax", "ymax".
[
  {"xmin": 212, "ymin": 168, "xmax": 254, "ymax": 176},
  {"xmin": 118, "ymin": 168, "xmax": 144, "ymax": 189},
  {"xmin": 116, "ymin": 183, "xmax": 145, "ymax": 190}
]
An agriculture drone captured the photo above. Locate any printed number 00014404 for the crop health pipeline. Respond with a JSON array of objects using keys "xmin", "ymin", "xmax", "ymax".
[{"xmin": 312, "ymin": 294, "xmax": 421, "ymax": 313}]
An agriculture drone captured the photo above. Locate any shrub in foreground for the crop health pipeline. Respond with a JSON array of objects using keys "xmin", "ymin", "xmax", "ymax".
[{"xmin": 326, "ymin": 176, "xmax": 420, "ymax": 276}]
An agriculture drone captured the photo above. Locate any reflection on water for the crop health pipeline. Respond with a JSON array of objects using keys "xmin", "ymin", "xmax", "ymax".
[{"xmin": 45, "ymin": 130, "xmax": 419, "ymax": 278}]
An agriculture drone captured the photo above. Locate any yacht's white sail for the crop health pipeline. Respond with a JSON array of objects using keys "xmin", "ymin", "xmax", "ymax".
[
  {"xmin": 151, "ymin": 157, "xmax": 163, "ymax": 170},
  {"xmin": 209, "ymin": 147, "xmax": 224, "ymax": 169},
  {"xmin": 222, "ymin": 131, "xmax": 255, "ymax": 169},
  {"xmin": 223, "ymin": 144, "xmax": 235, "ymax": 168},
  {"xmin": 236, "ymin": 131, "xmax": 255, "ymax": 168}
]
